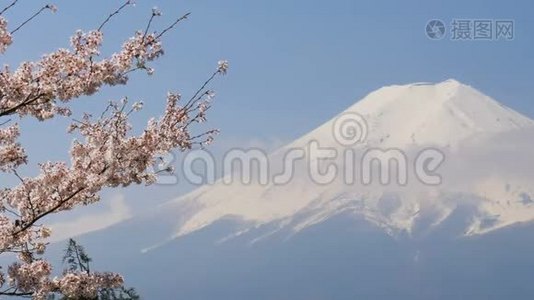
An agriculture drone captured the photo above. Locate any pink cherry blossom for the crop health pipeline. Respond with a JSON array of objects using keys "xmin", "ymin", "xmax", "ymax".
[{"xmin": 0, "ymin": 2, "xmax": 227, "ymax": 298}]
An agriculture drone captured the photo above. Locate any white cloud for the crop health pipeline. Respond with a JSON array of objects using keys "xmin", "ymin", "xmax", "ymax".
[{"xmin": 48, "ymin": 194, "xmax": 132, "ymax": 243}]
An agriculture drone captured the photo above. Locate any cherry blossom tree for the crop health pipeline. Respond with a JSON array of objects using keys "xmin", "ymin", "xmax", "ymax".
[{"xmin": 0, "ymin": 1, "xmax": 227, "ymax": 298}]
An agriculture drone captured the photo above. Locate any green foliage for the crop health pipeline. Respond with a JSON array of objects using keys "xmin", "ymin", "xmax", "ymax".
[
  {"xmin": 51, "ymin": 239, "xmax": 141, "ymax": 300},
  {"xmin": 98, "ymin": 287, "xmax": 140, "ymax": 300},
  {"xmin": 63, "ymin": 239, "xmax": 92, "ymax": 274}
]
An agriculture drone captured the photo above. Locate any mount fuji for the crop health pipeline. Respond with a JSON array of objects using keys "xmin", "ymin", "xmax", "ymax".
[{"xmin": 53, "ymin": 79, "xmax": 534, "ymax": 299}]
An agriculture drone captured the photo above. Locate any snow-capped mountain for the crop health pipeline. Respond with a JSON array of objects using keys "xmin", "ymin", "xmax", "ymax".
[
  {"xmin": 57, "ymin": 79, "xmax": 534, "ymax": 299},
  {"xmin": 141, "ymin": 79, "xmax": 534, "ymax": 251}
]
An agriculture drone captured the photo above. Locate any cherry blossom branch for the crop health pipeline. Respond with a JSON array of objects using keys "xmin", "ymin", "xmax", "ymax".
[
  {"xmin": 11, "ymin": 187, "xmax": 85, "ymax": 238},
  {"xmin": 0, "ymin": 30, "xmax": 162, "ymax": 120},
  {"xmin": 0, "ymin": 92, "xmax": 44, "ymax": 117},
  {"xmin": 0, "ymin": 3, "xmax": 228, "ymax": 297},
  {"xmin": 0, "ymin": 8, "xmax": 191, "ymax": 121}
]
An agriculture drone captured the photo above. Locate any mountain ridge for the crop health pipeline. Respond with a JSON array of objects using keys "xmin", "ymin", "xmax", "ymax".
[{"xmin": 135, "ymin": 79, "xmax": 534, "ymax": 252}]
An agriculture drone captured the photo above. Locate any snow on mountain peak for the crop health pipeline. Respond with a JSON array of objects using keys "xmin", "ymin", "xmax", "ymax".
[
  {"xmin": 297, "ymin": 79, "xmax": 533, "ymax": 151},
  {"xmin": 145, "ymin": 80, "xmax": 534, "ymax": 251}
]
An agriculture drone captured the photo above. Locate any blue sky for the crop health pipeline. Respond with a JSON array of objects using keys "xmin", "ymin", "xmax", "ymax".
[
  {"xmin": 1, "ymin": 0, "xmax": 533, "ymax": 228},
  {"xmin": 5, "ymin": 0, "xmax": 534, "ymax": 142}
]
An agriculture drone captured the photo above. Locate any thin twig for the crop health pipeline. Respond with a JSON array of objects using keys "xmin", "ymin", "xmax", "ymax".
[
  {"xmin": 98, "ymin": 0, "xmax": 132, "ymax": 31},
  {"xmin": 184, "ymin": 70, "xmax": 218, "ymax": 110},
  {"xmin": 155, "ymin": 12, "xmax": 190, "ymax": 39},
  {"xmin": 0, "ymin": 118, "xmax": 11, "ymax": 126},
  {"xmin": 0, "ymin": 0, "xmax": 18, "ymax": 16},
  {"xmin": 13, "ymin": 169, "xmax": 24, "ymax": 182},
  {"xmin": 10, "ymin": 6, "xmax": 48, "ymax": 35},
  {"xmin": 143, "ymin": 13, "xmax": 156, "ymax": 38},
  {"xmin": 3, "ymin": 207, "xmax": 21, "ymax": 218},
  {"xmin": 189, "ymin": 129, "xmax": 217, "ymax": 141}
]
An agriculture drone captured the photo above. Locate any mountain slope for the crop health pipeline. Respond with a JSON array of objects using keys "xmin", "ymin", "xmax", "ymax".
[
  {"xmin": 140, "ymin": 79, "xmax": 534, "ymax": 251},
  {"xmin": 55, "ymin": 79, "xmax": 534, "ymax": 299},
  {"xmin": 69, "ymin": 210, "xmax": 534, "ymax": 300}
]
